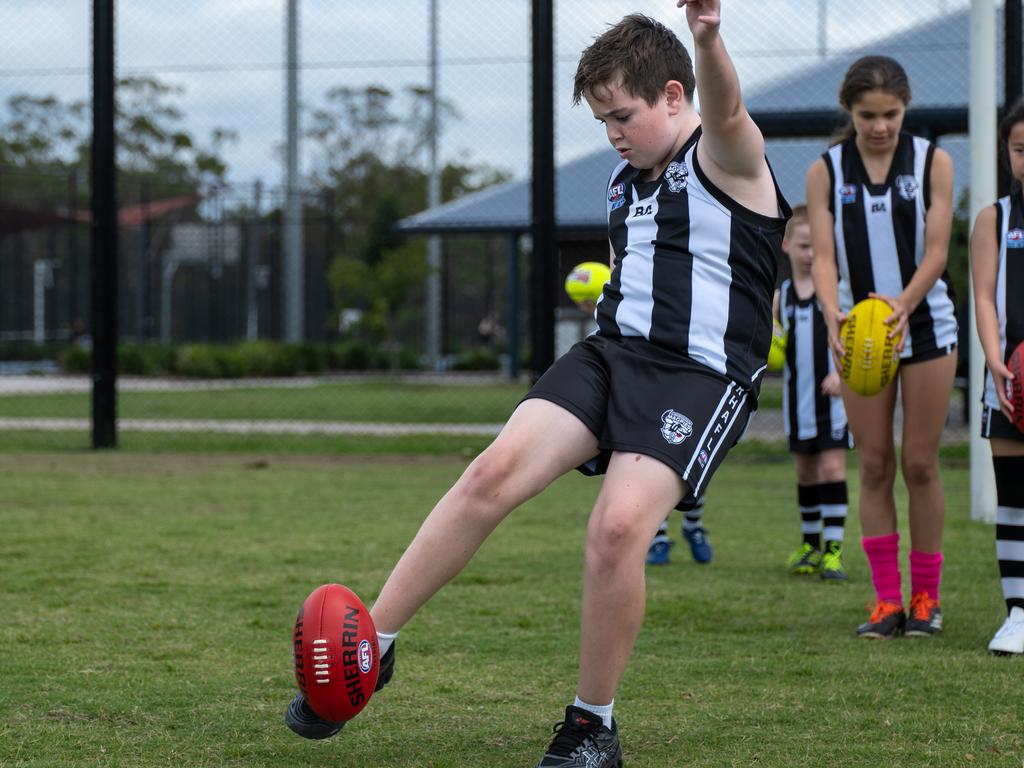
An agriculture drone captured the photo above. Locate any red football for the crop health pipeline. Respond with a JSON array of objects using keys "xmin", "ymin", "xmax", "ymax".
[
  {"xmin": 292, "ymin": 583, "xmax": 379, "ymax": 723},
  {"xmin": 1009, "ymin": 340, "xmax": 1024, "ymax": 433}
]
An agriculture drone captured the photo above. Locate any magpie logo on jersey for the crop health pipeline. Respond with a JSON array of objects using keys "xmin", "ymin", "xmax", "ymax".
[
  {"xmin": 608, "ymin": 182, "xmax": 625, "ymax": 212},
  {"xmin": 660, "ymin": 409, "xmax": 693, "ymax": 445},
  {"xmin": 895, "ymin": 174, "xmax": 919, "ymax": 201},
  {"xmin": 840, "ymin": 183, "xmax": 857, "ymax": 205},
  {"xmin": 1008, "ymin": 228, "xmax": 1024, "ymax": 248},
  {"xmin": 664, "ymin": 160, "xmax": 688, "ymax": 193}
]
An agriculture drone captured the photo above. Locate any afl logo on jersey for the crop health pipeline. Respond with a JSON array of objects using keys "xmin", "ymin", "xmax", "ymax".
[
  {"xmin": 664, "ymin": 161, "xmax": 688, "ymax": 193},
  {"xmin": 1008, "ymin": 228, "xmax": 1024, "ymax": 248},
  {"xmin": 840, "ymin": 183, "xmax": 857, "ymax": 205},
  {"xmin": 608, "ymin": 182, "xmax": 625, "ymax": 212},
  {"xmin": 895, "ymin": 175, "xmax": 919, "ymax": 201},
  {"xmin": 660, "ymin": 409, "xmax": 693, "ymax": 445}
]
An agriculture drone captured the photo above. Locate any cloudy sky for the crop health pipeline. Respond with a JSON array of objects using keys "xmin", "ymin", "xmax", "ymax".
[{"xmin": 0, "ymin": 0, "xmax": 965, "ymax": 189}]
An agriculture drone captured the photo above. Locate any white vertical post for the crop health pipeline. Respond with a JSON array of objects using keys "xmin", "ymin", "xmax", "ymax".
[
  {"xmin": 969, "ymin": 0, "xmax": 997, "ymax": 522},
  {"xmin": 284, "ymin": 0, "xmax": 304, "ymax": 342},
  {"xmin": 426, "ymin": 0, "xmax": 443, "ymax": 369}
]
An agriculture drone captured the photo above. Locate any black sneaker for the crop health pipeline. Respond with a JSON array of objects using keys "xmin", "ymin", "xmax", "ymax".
[
  {"xmin": 285, "ymin": 693, "xmax": 345, "ymax": 739},
  {"xmin": 856, "ymin": 600, "xmax": 906, "ymax": 639},
  {"xmin": 535, "ymin": 706, "xmax": 622, "ymax": 768},
  {"xmin": 904, "ymin": 592, "xmax": 942, "ymax": 637},
  {"xmin": 285, "ymin": 641, "xmax": 396, "ymax": 739}
]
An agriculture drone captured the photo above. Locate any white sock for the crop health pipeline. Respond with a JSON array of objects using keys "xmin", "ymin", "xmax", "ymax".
[
  {"xmin": 572, "ymin": 696, "xmax": 614, "ymax": 730},
  {"xmin": 377, "ymin": 630, "xmax": 398, "ymax": 656}
]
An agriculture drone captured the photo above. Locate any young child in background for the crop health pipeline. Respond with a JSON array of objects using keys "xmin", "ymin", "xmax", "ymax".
[
  {"xmin": 970, "ymin": 99, "xmax": 1024, "ymax": 655},
  {"xmin": 774, "ymin": 205, "xmax": 851, "ymax": 580}
]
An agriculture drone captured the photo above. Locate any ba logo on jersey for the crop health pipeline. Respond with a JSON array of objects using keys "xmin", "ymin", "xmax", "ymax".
[
  {"xmin": 895, "ymin": 175, "xmax": 919, "ymax": 201},
  {"xmin": 660, "ymin": 409, "xmax": 693, "ymax": 445},
  {"xmin": 664, "ymin": 161, "xmax": 688, "ymax": 193},
  {"xmin": 1008, "ymin": 228, "xmax": 1024, "ymax": 248},
  {"xmin": 840, "ymin": 183, "xmax": 857, "ymax": 205},
  {"xmin": 608, "ymin": 182, "xmax": 625, "ymax": 212}
]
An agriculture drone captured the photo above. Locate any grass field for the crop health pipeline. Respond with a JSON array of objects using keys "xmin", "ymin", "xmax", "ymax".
[
  {"xmin": 1, "ymin": 447, "xmax": 1020, "ymax": 767},
  {"xmin": 0, "ymin": 377, "xmax": 786, "ymax": 423}
]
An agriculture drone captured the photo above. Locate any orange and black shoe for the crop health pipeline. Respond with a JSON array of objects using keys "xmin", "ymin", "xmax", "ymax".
[
  {"xmin": 905, "ymin": 592, "xmax": 943, "ymax": 637},
  {"xmin": 856, "ymin": 600, "xmax": 906, "ymax": 639}
]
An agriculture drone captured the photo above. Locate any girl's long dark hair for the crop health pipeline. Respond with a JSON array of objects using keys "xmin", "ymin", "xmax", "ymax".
[{"xmin": 830, "ymin": 55, "xmax": 912, "ymax": 146}]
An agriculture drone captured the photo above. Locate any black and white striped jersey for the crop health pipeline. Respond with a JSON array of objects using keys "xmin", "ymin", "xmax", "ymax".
[
  {"xmin": 823, "ymin": 132, "xmax": 957, "ymax": 359},
  {"xmin": 983, "ymin": 190, "xmax": 1024, "ymax": 410},
  {"xmin": 596, "ymin": 127, "xmax": 792, "ymax": 393},
  {"xmin": 779, "ymin": 279, "xmax": 847, "ymax": 442}
]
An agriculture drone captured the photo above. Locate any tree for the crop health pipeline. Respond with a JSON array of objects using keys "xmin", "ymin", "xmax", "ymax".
[
  {"xmin": 0, "ymin": 76, "xmax": 236, "ymax": 195},
  {"xmin": 308, "ymin": 83, "xmax": 510, "ymax": 354}
]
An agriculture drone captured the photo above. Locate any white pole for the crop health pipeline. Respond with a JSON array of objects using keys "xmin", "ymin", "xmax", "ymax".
[
  {"xmin": 969, "ymin": 0, "xmax": 997, "ymax": 522},
  {"xmin": 426, "ymin": 0, "xmax": 443, "ymax": 369}
]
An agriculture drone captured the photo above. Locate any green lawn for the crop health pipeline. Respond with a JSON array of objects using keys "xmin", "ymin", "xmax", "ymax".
[
  {"xmin": 0, "ymin": 447, "xmax": 1018, "ymax": 767},
  {"xmin": 0, "ymin": 380, "xmax": 529, "ymax": 423},
  {"xmin": 0, "ymin": 377, "xmax": 785, "ymax": 422}
]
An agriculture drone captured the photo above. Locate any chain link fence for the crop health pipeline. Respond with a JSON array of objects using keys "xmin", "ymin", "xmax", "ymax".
[{"xmin": 0, "ymin": 0, "xmax": 1002, "ymax": 446}]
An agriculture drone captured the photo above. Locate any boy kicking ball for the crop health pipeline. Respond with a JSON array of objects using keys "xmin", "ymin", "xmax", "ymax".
[{"xmin": 287, "ymin": 2, "xmax": 790, "ymax": 764}]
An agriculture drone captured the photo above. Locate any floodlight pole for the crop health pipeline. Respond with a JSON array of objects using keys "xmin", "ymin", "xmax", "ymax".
[
  {"xmin": 969, "ymin": 0, "xmax": 997, "ymax": 522},
  {"xmin": 530, "ymin": 0, "xmax": 556, "ymax": 382},
  {"xmin": 426, "ymin": 0, "xmax": 443, "ymax": 369},
  {"xmin": 284, "ymin": 0, "xmax": 304, "ymax": 342},
  {"xmin": 91, "ymin": 0, "xmax": 117, "ymax": 449}
]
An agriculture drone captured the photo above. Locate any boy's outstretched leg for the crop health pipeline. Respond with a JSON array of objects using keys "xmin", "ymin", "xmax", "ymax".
[{"xmin": 286, "ymin": 398, "xmax": 600, "ymax": 739}]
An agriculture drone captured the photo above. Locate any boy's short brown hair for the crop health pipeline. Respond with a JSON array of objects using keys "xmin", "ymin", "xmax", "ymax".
[
  {"xmin": 784, "ymin": 204, "xmax": 809, "ymax": 240},
  {"xmin": 572, "ymin": 14, "xmax": 695, "ymax": 107}
]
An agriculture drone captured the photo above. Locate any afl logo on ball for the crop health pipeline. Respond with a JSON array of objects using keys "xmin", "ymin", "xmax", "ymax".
[{"xmin": 358, "ymin": 639, "xmax": 373, "ymax": 674}]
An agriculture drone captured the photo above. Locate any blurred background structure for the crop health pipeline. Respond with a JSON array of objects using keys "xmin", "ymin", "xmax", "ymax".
[{"xmin": 0, "ymin": 0, "xmax": 1018, "ymax": 446}]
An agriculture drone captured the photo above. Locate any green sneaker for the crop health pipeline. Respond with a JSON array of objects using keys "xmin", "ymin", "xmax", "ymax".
[
  {"xmin": 820, "ymin": 541, "xmax": 849, "ymax": 582},
  {"xmin": 787, "ymin": 542, "xmax": 822, "ymax": 575}
]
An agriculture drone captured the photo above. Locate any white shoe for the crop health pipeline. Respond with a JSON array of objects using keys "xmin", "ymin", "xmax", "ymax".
[{"xmin": 988, "ymin": 606, "xmax": 1024, "ymax": 655}]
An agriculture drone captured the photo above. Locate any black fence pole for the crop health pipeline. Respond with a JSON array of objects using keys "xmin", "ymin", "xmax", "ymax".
[
  {"xmin": 530, "ymin": 0, "xmax": 555, "ymax": 383},
  {"xmin": 1002, "ymin": 0, "xmax": 1023, "ymax": 196},
  {"xmin": 91, "ymin": 0, "xmax": 117, "ymax": 448}
]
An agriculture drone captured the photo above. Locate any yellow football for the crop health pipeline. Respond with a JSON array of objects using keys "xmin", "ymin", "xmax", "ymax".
[
  {"xmin": 767, "ymin": 321, "xmax": 786, "ymax": 373},
  {"xmin": 840, "ymin": 298, "xmax": 901, "ymax": 396},
  {"xmin": 564, "ymin": 262, "xmax": 611, "ymax": 304}
]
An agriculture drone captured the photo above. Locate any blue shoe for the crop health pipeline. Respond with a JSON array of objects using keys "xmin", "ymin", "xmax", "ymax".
[
  {"xmin": 682, "ymin": 526, "xmax": 713, "ymax": 564},
  {"xmin": 646, "ymin": 534, "xmax": 674, "ymax": 565}
]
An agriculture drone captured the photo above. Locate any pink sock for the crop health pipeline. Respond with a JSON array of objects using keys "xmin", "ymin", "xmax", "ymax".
[
  {"xmin": 909, "ymin": 550, "xmax": 943, "ymax": 602},
  {"xmin": 862, "ymin": 533, "xmax": 902, "ymax": 606}
]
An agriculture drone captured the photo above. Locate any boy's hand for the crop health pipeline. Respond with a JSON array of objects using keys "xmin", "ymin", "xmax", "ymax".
[
  {"xmin": 677, "ymin": 0, "xmax": 721, "ymax": 45},
  {"xmin": 820, "ymin": 371, "xmax": 841, "ymax": 398},
  {"xmin": 575, "ymin": 299, "xmax": 597, "ymax": 316}
]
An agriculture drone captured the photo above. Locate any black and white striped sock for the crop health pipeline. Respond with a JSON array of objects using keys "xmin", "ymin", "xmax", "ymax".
[
  {"xmin": 797, "ymin": 484, "xmax": 821, "ymax": 550},
  {"xmin": 994, "ymin": 456, "xmax": 1024, "ymax": 613},
  {"xmin": 818, "ymin": 481, "xmax": 849, "ymax": 547}
]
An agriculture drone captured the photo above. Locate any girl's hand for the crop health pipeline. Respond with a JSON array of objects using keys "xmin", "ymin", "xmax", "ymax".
[
  {"xmin": 988, "ymin": 357, "xmax": 1016, "ymax": 421},
  {"xmin": 824, "ymin": 306, "xmax": 847, "ymax": 371},
  {"xmin": 677, "ymin": 0, "xmax": 721, "ymax": 45},
  {"xmin": 869, "ymin": 292, "xmax": 909, "ymax": 355}
]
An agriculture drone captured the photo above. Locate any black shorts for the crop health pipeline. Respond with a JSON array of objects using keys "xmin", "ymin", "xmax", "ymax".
[
  {"xmin": 789, "ymin": 427, "xmax": 853, "ymax": 454},
  {"xmin": 981, "ymin": 405, "xmax": 1024, "ymax": 442},
  {"xmin": 522, "ymin": 335, "xmax": 753, "ymax": 508},
  {"xmin": 901, "ymin": 342, "xmax": 957, "ymax": 367}
]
